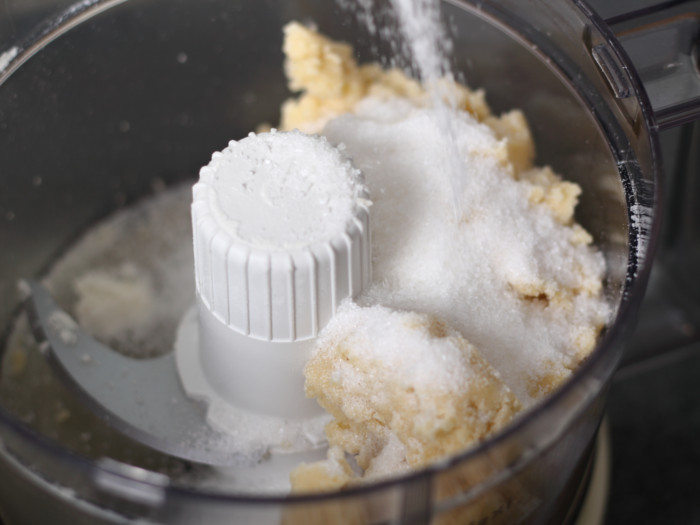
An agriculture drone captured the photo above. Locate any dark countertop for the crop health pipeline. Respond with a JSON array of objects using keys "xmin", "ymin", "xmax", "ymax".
[{"xmin": 605, "ymin": 340, "xmax": 700, "ymax": 524}]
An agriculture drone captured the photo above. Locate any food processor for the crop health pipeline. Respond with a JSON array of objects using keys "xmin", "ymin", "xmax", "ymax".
[{"xmin": 1, "ymin": 0, "xmax": 699, "ymax": 523}]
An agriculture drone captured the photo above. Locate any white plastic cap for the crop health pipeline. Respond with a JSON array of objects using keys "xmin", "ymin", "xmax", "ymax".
[{"xmin": 188, "ymin": 130, "xmax": 370, "ymax": 418}]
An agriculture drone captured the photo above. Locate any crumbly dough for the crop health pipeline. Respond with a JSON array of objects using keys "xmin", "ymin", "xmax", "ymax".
[
  {"xmin": 281, "ymin": 22, "xmax": 490, "ymax": 134},
  {"xmin": 292, "ymin": 306, "xmax": 521, "ymax": 492},
  {"xmin": 290, "ymin": 446, "xmax": 357, "ymax": 492},
  {"xmin": 282, "ymin": 447, "xmax": 368, "ymax": 525},
  {"xmin": 74, "ymin": 262, "xmax": 155, "ymax": 345},
  {"xmin": 280, "ymin": 23, "xmax": 605, "ymax": 493}
]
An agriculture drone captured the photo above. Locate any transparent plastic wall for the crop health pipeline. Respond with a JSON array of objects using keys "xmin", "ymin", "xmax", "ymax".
[{"xmin": 0, "ymin": 0, "xmax": 658, "ymax": 523}]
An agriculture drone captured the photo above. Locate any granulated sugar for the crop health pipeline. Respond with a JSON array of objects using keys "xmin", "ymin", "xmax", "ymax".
[
  {"xmin": 277, "ymin": 23, "xmax": 612, "ymax": 489},
  {"xmin": 387, "ymin": 0, "xmax": 452, "ymax": 83},
  {"xmin": 359, "ymin": 0, "xmax": 467, "ymax": 213},
  {"xmin": 321, "ymin": 98, "xmax": 610, "ymax": 407},
  {"xmin": 317, "ymin": 303, "xmax": 485, "ymax": 396}
]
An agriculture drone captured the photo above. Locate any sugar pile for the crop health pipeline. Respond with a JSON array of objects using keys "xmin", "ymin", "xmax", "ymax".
[
  {"xmin": 290, "ymin": 96, "xmax": 610, "ymax": 490},
  {"xmin": 322, "ymin": 98, "xmax": 609, "ymax": 406}
]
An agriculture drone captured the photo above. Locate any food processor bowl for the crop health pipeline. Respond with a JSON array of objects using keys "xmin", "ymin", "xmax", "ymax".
[{"xmin": 0, "ymin": 0, "xmax": 664, "ymax": 523}]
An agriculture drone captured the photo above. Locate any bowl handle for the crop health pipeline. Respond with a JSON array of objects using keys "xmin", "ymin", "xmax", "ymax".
[{"xmin": 593, "ymin": 2, "xmax": 700, "ymax": 369}]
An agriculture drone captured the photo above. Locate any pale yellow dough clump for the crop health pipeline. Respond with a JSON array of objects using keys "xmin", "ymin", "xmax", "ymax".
[
  {"xmin": 281, "ymin": 23, "xmax": 488, "ymax": 133},
  {"xmin": 292, "ymin": 307, "xmax": 521, "ymax": 493},
  {"xmin": 290, "ymin": 446, "xmax": 357, "ymax": 493},
  {"xmin": 280, "ymin": 23, "xmax": 604, "ymax": 493},
  {"xmin": 281, "ymin": 23, "xmax": 580, "ymax": 218}
]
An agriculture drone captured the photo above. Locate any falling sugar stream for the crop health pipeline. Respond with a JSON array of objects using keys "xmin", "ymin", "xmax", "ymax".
[
  {"xmin": 388, "ymin": 0, "xmax": 466, "ymax": 219},
  {"xmin": 339, "ymin": 0, "xmax": 467, "ymax": 218}
]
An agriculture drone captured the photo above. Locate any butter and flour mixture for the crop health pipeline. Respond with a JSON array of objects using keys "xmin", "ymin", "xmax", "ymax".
[{"xmin": 276, "ymin": 23, "xmax": 610, "ymax": 490}]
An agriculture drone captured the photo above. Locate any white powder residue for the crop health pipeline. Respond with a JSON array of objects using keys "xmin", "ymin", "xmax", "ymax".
[
  {"xmin": 199, "ymin": 130, "xmax": 368, "ymax": 250},
  {"xmin": 201, "ymin": 400, "xmax": 329, "ymax": 460},
  {"xmin": 321, "ymin": 98, "xmax": 610, "ymax": 406},
  {"xmin": 0, "ymin": 47, "xmax": 18, "ymax": 74},
  {"xmin": 629, "ymin": 203, "xmax": 653, "ymax": 264}
]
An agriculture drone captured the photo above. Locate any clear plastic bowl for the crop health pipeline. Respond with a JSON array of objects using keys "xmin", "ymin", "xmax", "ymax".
[{"xmin": 0, "ymin": 0, "xmax": 659, "ymax": 523}]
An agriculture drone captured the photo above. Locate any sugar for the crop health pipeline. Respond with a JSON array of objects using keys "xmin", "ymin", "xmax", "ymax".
[
  {"xmin": 0, "ymin": 47, "xmax": 18, "ymax": 74},
  {"xmin": 321, "ymin": 99, "xmax": 610, "ymax": 406},
  {"xmin": 318, "ymin": 302, "xmax": 483, "ymax": 395},
  {"xmin": 387, "ymin": 0, "xmax": 452, "ymax": 83}
]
